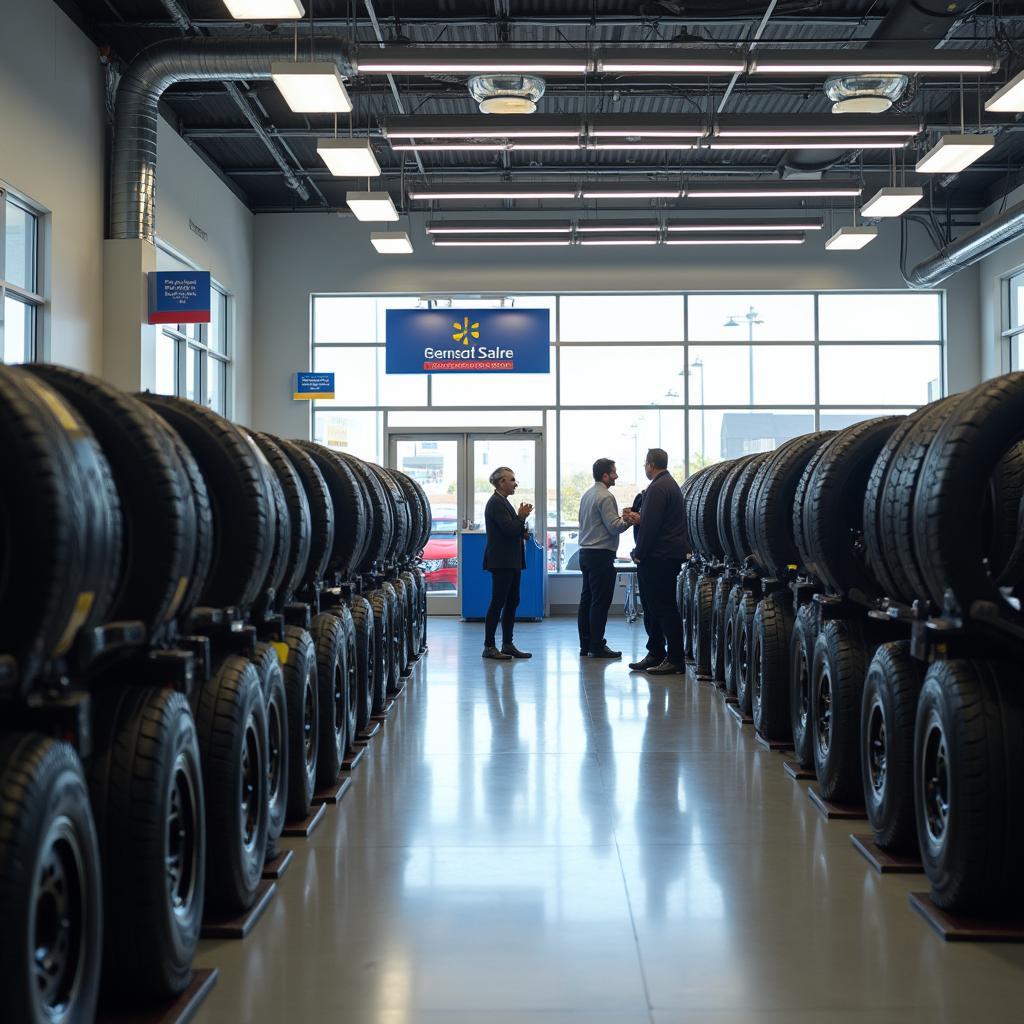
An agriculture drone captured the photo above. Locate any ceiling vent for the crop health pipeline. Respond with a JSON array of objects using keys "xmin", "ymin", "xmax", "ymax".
[
  {"xmin": 825, "ymin": 73, "xmax": 909, "ymax": 114},
  {"xmin": 468, "ymin": 74, "xmax": 545, "ymax": 114}
]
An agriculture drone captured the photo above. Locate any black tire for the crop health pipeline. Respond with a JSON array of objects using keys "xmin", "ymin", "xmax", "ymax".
[
  {"xmin": 368, "ymin": 588, "xmax": 395, "ymax": 714},
  {"xmin": 984, "ymin": 440, "xmax": 1024, "ymax": 586},
  {"xmin": 195, "ymin": 655, "xmax": 268, "ymax": 915},
  {"xmin": 381, "ymin": 582, "xmax": 404, "ymax": 695},
  {"xmin": 811, "ymin": 618, "xmax": 869, "ymax": 803},
  {"xmin": 751, "ymin": 594, "xmax": 795, "ymax": 742},
  {"xmin": 691, "ymin": 574, "xmax": 715, "ymax": 677},
  {"xmin": 0, "ymin": 734, "xmax": 102, "ymax": 1024},
  {"xmin": 90, "ymin": 687, "xmax": 204, "ymax": 999},
  {"xmin": 311, "ymin": 612, "xmax": 349, "ymax": 785},
  {"xmin": 683, "ymin": 468, "xmax": 711, "ymax": 561},
  {"xmin": 722, "ymin": 584, "xmax": 743, "ymax": 698},
  {"xmin": 400, "ymin": 570, "xmax": 421, "ymax": 662},
  {"xmin": 140, "ymin": 396, "xmax": 273, "ymax": 611},
  {"xmin": 350, "ymin": 596, "xmax": 376, "ymax": 735},
  {"xmin": 709, "ymin": 576, "xmax": 732, "ymax": 683},
  {"xmin": 680, "ymin": 563, "xmax": 698, "ymax": 659},
  {"xmin": 788, "ymin": 603, "xmax": 818, "ymax": 769},
  {"xmin": 414, "ymin": 566, "xmax": 428, "ymax": 652},
  {"xmin": 374, "ymin": 465, "xmax": 413, "ymax": 563},
  {"xmin": 728, "ymin": 453, "xmax": 771, "ymax": 567},
  {"xmin": 325, "ymin": 604, "xmax": 360, "ymax": 755},
  {"xmin": 391, "ymin": 576, "xmax": 413, "ymax": 675},
  {"xmin": 25, "ymin": 365, "xmax": 196, "ymax": 634},
  {"xmin": 0, "ymin": 368, "xmax": 123, "ymax": 689},
  {"xmin": 733, "ymin": 589, "xmax": 758, "ymax": 715},
  {"xmin": 335, "ymin": 453, "xmax": 393, "ymax": 572},
  {"xmin": 252, "ymin": 643, "xmax": 289, "ymax": 849},
  {"xmin": 257, "ymin": 449, "xmax": 291, "ymax": 607},
  {"xmin": 715, "ymin": 456, "xmax": 755, "ymax": 563},
  {"xmin": 281, "ymin": 626, "xmax": 318, "ymax": 820},
  {"xmin": 693, "ymin": 461, "xmax": 735, "ymax": 560},
  {"xmin": 914, "ymin": 659, "xmax": 1024, "ymax": 914},
  {"xmin": 861, "ymin": 641, "xmax": 924, "ymax": 854},
  {"xmin": 388, "ymin": 469, "xmax": 422, "ymax": 561}
]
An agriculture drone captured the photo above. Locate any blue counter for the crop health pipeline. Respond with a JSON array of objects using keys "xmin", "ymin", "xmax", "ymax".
[{"xmin": 460, "ymin": 532, "xmax": 547, "ymax": 620}]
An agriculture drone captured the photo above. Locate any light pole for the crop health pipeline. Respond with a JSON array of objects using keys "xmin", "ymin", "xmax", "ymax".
[{"xmin": 724, "ymin": 305, "xmax": 763, "ymax": 405}]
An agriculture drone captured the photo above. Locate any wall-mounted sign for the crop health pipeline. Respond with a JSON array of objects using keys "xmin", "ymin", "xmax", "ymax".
[
  {"xmin": 293, "ymin": 372, "xmax": 335, "ymax": 401},
  {"xmin": 147, "ymin": 270, "xmax": 211, "ymax": 325},
  {"xmin": 385, "ymin": 308, "xmax": 550, "ymax": 374}
]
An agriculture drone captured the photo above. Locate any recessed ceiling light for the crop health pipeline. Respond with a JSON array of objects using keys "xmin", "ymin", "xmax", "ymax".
[
  {"xmin": 915, "ymin": 133, "xmax": 995, "ymax": 174},
  {"xmin": 985, "ymin": 68, "xmax": 1024, "ymax": 112},
  {"xmin": 271, "ymin": 62, "xmax": 352, "ymax": 113},
  {"xmin": 825, "ymin": 226, "xmax": 877, "ymax": 250},
  {"xmin": 346, "ymin": 191, "xmax": 399, "ymax": 222},
  {"xmin": 317, "ymin": 139, "xmax": 380, "ymax": 177},
  {"xmin": 860, "ymin": 186, "xmax": 923, "ymax": 218},
  {"xmin": 223, "ymin": 0, "xmax": 304, "ymax": 18},
  {"xmin": 371, "ymin": 231, "xmax": 413, "ymax": 254}
]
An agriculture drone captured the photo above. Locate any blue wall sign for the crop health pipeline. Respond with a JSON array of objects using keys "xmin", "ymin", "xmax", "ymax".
[
  {"xmin": 147, "ymin": 271, "xmax": 211, "ymax": 325},
  {"xmin": 386, "ymin": 308, "xmax": 550, "ymax": 374},
  {"xmin": 293, "ymin": 372, "xmax": 336, "ymax": 401}
]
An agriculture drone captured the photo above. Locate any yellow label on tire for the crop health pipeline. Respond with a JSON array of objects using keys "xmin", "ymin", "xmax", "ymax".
[
  {"xmin": 166, "ymin": 576, "xmax": 190, "ymax": 620},
  {"xmin": 54, "ymin": 592, "xmax": 95, "ymax": 657},
  {"xmin": 271, "ymin": 641, "xmax": 289, "ymax": 666},
  {"xmin": 21, "ymin": 377, "xmax": 83, "ymax": 435}
]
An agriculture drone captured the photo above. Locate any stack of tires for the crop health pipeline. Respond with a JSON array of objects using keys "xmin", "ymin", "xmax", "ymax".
[{"xmin": 0, "ymin": 364, "xmax": 431, "ymax": 1023}]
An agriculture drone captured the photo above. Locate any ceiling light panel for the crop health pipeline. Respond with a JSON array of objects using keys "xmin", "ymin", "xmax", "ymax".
[
  {"xmin": 666, "ymin": 218, "xmax": 822, "ymax": 232},
  {"xmin": 224, "ymin": 0, "xmax": 304, "ymax": 17},
  {"xmin": 346, "ymin": 191, "xmax": 399, "ymax": 222},
  {"xmin": 371, "ymin": 231, "xmax": 414, "ymax": 254},
  {"xmin": 432, "ymin": 234, "xmax": 573, "ymax": 247},
  {"xmin": 576, "ymin": 220, "xmax": 661, "ymax": 233},
  {"xmin": 317, "ymin": 139, "xmax": 380, "ymax": 177},
  {"xmin": 985, "ymin": 68, "xmax": 1024, "ymax": 112},
  {"xmin": 825, "ymin": 226, "xmax": 877, "ymax": 250},
  {"xmin": 915, "ymin": 133, "xmax": 995, "ymax": 173},
  {"xmin": 860, "ymin": 186, "xmax": 923, "ymax": 218},
  {"xmin": 664, "ymin": 233, "xmax": 806, "ymax": 246},
  {"xmin": 271, "ymin": 62, "xmax": 351, "ymax": 113},
  {"xmin": 383, "ymin": 116, "xmax": 582, "ymax": 139},
  {"xmin": 715, "ymin": 116, "xmax": 920, "ymax": 138},
  {"xmin": 425, "ymin": 221, "xmax": 573, "ymax": 234},
  {"xmin": 684, "ymin": 179, "xmax": 861, "ymax": 198},
  {"xmin": 595, "ymin": 48, "xmax": 745, "ymax": 73},
  {"xmin": 749, "ymin": 49, "xmax": 998, "ymax": 75},
  {"xmin": 356, "ymin": 47, "xmax": 591, "ymax": 74}
]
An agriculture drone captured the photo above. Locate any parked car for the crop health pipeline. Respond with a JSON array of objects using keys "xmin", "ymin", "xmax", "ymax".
[{"xmin": 422, "ymin": 535, "xmax": 458, "ymax": 591}]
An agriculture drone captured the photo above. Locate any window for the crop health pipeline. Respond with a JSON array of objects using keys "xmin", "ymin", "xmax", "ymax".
[
  {"xmin": 311, "ymin": 290, "xmax": 945, "ymax": 570},
  {"xmin": 0, "ymin": 193, "xmax": 43, "ymax": 364},
  {"xmin": 1005, "ymin": 270, "xmax": 1024, "ymax": 371}
]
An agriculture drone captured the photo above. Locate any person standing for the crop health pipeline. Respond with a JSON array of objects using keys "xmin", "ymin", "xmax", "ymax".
[
  {"xmin": 577, "ymin": 458, "xmax": 634, "ymax": 658},
  {"xmin": 628, "ymin": 448, "xmax": 687, "ymax": 674},
  {"xmin": 482, "ymin": 466, "xmax": 533, "ymax": 660}
]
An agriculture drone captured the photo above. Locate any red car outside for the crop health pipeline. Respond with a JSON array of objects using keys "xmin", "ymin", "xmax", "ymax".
[{"xmin": 421, "ymin": 535, "xmax": 458, "ymax": 591}]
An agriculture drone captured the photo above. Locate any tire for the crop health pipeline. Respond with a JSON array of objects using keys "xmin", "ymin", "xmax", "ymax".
[
  {"xmin": 733, "ymin": 588, "xmax": 758, "ymax": 715},
  {"xmin": 349, "ymin": 596, "xmax": 376, "ymax": 735},
  {"xmin": 335, "ymin": 453, "xmax": 393, "ymax": 572},
  {"xmin": 751, "ymin": 594, "xmax": 795, "ymax": 742},
  {"xmin": 195, "ymin": 655, "xmax": 268, "ymax": 915},
  {"xmin": 798, "ymin": 417, "xmax": 904, "ymax": 597},
  {"xmin": 325, "ymin": 604, "xmax": 360, "ymax": 754},
  {"xmin": 0, "ymin": 734, "xmax": 102, "ymax": 1024},
  {"xmin": 368, "ymin": 588, "xmax": 395, "ymax": 714},
  {"xmin": 983, "ymin": 440, "xmax": 1024, "ymax": 586},
  {"xmin": 0, "ymin": 368, "xmax": 123, "ymax": 690},
  {"xmin": 257, "ymin": 451, "xmax": 291, "ymax": 607},
  {"xmin": 252, "ymin": 643, "xmax": 289, "ymax": 849},
  {"xmin": 861, "ymin": 642, "xmax": 924, "ymax": 854},
  {"xmin": 373, "ymin": 465, "xmax": 413, "ymax": 564},
  {"xmin": 715, "ymin": 456, "xmax": 755, "ymax": 563},
  {"xmin": 722, "ymin": 584, "xmax": 743, "ymax": 698},
  {"xmin": 728, "ymin": 453, "xmax": 771, "ymax": 567},
  {"xmin": 25, "ymin": 365, "xmax": 196, "ymax": 634},
  {"xmin": 914, "ymin": 659, "xmax": 1024, "ymax": 913},
  {"xmin": 140, "ymin": 396, "xmax": 273, "ymax": 612},
  {"xmin": 388, "ymin": 469, "xmax": 423, "ymax": 561},
  {"xmin": 811, "ymin": 618, "xmax": 869, "ymax": 803},
  {"xmin": 680, "ymin": 563, "xmax": 698, "ymax": 659},
  {"xmin": 683, "ymin": 468, "xmax": 711, "ymax": 560},
  {"xmin": 380, "ymin": 582, "xmax": 404, "ymax": 696},
  {"xmin": 280, "ymin": 626, "xmax": 318, "ymax": 820},
  {"xmin": 709, "ymin": 576, "xmax": 732, "ymax": 683},
  {"xmin": 691, "ymin": 574, "xmax": 715, "ymax": 677},
  {"xmin": 788, "ymin": 603, "xmax": 817, "ymax": 769},
  {"xmin": 311, "ymin": 612, "xmax": 349, "ymax": 785},
  {"xmin": 400, "ymin": 570, "xmax": 421, "ymax": 662},
  {"xmin": 414, "ymin": 566, "xmax": 428, "ymax": 652},
  {"xmin": 388, "ymin": 579, "xmax": 411, "ymax": 678},
  {"xmin": 693, "ymin": 461, "xmax": 735, "ymax": 560},
  {"xmin": 89, "ymin": 687, "xmax": 204, "ymax": 999}
]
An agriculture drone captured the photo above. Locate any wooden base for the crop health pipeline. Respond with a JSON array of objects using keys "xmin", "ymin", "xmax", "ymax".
[
  {"xmin": 783, "ymin": 760, "xmax": 816, "ymax": 781},
  {"xmin": 97, "ymin": 969, "xmax": 219, "ymax": 1024},
  {"xmin": 200, "ymin": 881, "xmax": 276, "ymax": 940},
  {"xmin": 726, "ymin": 703, "xmax": 753, "ymax": 726},
  {"xmin": 808, "ymin": 786, "xmax": 867, "ymax": 821},
  {"xmin": 312, "ymin": 776, "xmax": 352, "ymax": 805},
  {"xmin": 355, "ymin": 721, "xmax": 381, "ymax": 745},
  {"xmin": 850, "ymin": 834, "xmax": 923, "ymax": 874},
  {"xmin": 262, "ymin": 847, "xmax": 294, "ymax": 880},
  {"xmin": 281, "ymin": 802, "xmax": 326, "ymax": 837},
  {"xmin": 755, "ymin": 733, "xmax": 793, "ymax": 753},
  {"xmin": 342, "ymin": 745, "xmax": 365, "ymax": 772},
  {"xmin": 909, "ymin": 892, "xmax": 1024, "ymax": 942}
]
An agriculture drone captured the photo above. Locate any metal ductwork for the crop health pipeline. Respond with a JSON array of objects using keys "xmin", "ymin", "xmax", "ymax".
[
  {"xmin": 110, "ymin": 36, "xmax": 355, "ymax": 241},
  {"xmin": 906, "ymin": 198, "xmax": 1024, "ymax": 288}
]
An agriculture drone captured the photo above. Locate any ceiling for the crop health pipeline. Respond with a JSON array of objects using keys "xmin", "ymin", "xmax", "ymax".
[{"xmin": 57, "ymin": 1, "xmax": 1024, "ymax": 226}]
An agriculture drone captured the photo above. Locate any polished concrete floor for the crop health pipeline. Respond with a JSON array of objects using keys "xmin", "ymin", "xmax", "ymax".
[{"xmin": 194, "ymin": 617, "xmax": 1024, "ymax": 1024}]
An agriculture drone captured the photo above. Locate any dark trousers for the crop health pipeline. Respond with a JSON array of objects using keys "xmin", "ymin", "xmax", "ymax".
[
  {"xmin": 577, "ymin": 548, "xmax": 617, "ymax": 654},
  {"xmin": 637, "ymin": 558, "xmax": 684, "ymax": 664},
  {"xmin": 485, "ymin": 568, "xmax": 521, "ymax": 647}
]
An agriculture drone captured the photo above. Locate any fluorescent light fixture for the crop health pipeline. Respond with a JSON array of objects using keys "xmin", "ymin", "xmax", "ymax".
[
  {"xmin": 685, "ymin": 179, "xmax": 862, "ymax": 198},
  {"xmin": 860, "ymin": 186, "xmax": 923, "ymax": 218},
  {"xmin": 985, "ymin": 68, "xmax": 1024, "ymax": 112},
  {"xmin": 370, "ymin": 231, "xmax": 413, "ymax": 254},
  {"xmin": 749, "ymin": 49, "xmax": 998, "ymax": 75},
  {"xmin": 587, "ymin": 141, "xmax": 696, "ymax": 151},
  {"xmin": 432, "ymin": 234, "xmax": 572, "ymax": 247},
  {"xmin": 915, "ymin": 133, "xmax": 995, "ymax": 173},
  {"xmin": 715, "ymin": 116, "xmax": 920, "ymax": 138},
  {"xmin": 825, "ymin": 226, "xmax": 877, "ymax": 250},
  {"xmin": 580, "ymin": 186, "xmax": 682, "ymax": 199},
  {"xmin": 408, "ymin": 185, "xmax": 578, "ymax": 200},
  {"xmin": 391, "ymin": 142, "xmax": 583, "ymax": 151},
  {"xmin": 664, "ymin": 233, "xmax": 806, "ymax": 246},
  {"xmin": 707, "ymin": 138, "xmax": 907, "ymax": 150},
  {"xmin": 578, "ymin": 235, "xmax": 660, "ymax": 246},
  {"xmin": 576, "ymin": 220, "xmax": 660, "ymax": 233},
  {"xmin": 595, "ymin": 48, "xmax": 745, "ymax": 73},
  {"xmin": 589, "ymin": 116, "xmax": 705, "ymax": 138},
  {"xmin": 383, "ymin": 116, "xmax": 581, "ymax": 139},
  {"xmin": 317, "ymin": 139, "xmax": 380, "ymax": 177},
  {"xmin": 425, "ymin": 220, "xmax": 573, "ymax": 234},
  {"xmin": 666, "ymin": 218, "xmax": 822, "ymax": 232},
  {"xmin": 223, "ymin": 0, "xmax": 304, "ymax": 18},
  {"xmin": 271, "ymin": 62, "xmax": 351, "ymax": 113},
  {"xmin": 346, "ymin": 191, "xmax": 399, "ymax": 222},
  {"xmin": 356, "ymin": 47, "xmax": 590, "ymax": 74}
]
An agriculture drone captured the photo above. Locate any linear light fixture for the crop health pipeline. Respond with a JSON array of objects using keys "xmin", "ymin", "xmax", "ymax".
[
  {"xmin": 317, "ymin": 139, "xmax": 380, "ymax": 177},
  {"xmin": 355, "ymin": 47, "xmax": 590, "ymax": 74},
  {"xmin": 715, "ymin": 116, "xmax": 920, "ymax": 138},
  {"xmin": 587, "ymin": 141, "xmax": 696, "ymax": 151},
  {"xmin": 579, "ymin": 235, "xmax": 660, "ymax": 246},
  {"xmin": 860, "ymin": 186, "xmax": 923, "ymax": 218},
  {"xmin": 425, "ymin": 220, "xmax": 573, "ymax": 234},
  {"xmin": 383, "ymin": 116, "xmax": 582, "ymax": 139},
  {"xmin": 915, "ymin": 133, "xmax": 995, "ymax": 173},
  {"xmin": 371, "ymin": 231, "xmax": 413, "ymax": 254},
  {"xmin": 408, "ymin": 185, "xmax": 579, "ymax": 200},
  {"xmin": 346, "ymin": 191, "xmax": 399, "ymax": 222},
  {"xmin": 589, "ymin": 115, "xmax": 705, "ymax": 138},
  {"xmin": 391, "ymin": 142, "xmax": 583, "ymax": 152},
  {"xmin": 271, "ymin": 62, "xmax": 351, "ymax": 113},
  {"xmin": 825, "ymin": 226, "xmax": 877, "ymax": 250},
  {"xmin": 580, "ymin": 186, "xmax": 683, "ymax": 199},
  {"xmin": 666, "ymin": 218, "xmax": 822, "ymax": 232},
  {"xmin": 985, "ymin": 68, "xmax": 1024, "ymax": 112},
  {"xmin": 684, "ymin": 179, "xmax": 862, "ymax": 198},
  {"xmin": 749, "ymin": 49, "xmax": 998, "ymax": 75},
  {"xmin": 595, "ymin": 48, "xmax": 745, "ymax": 73},
  {"xmin": 664, "ymin": 232, "xmax": 806, "ymax": 246},
  {"xmin": 707, "ymin": 138, "xmax": 907, "ymax": 151},
  {"xmin": 224, "ymin": 0, "xmax": 304, "ymax": 17},
  {"xmin": 576, "ymin": 220, "xmax": 661, "ymax": 233},
  {"xmin": 432, "ymin": 234, "xmax": 573, "ymax": 247}
]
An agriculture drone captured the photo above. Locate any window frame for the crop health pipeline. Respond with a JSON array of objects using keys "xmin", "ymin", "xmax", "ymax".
[
  {"xmin": 1002, "ymin": 268, "xmax": 1024, "ymax": 372},
  {"xmin": 0, "ymin": 189, "xmax": 45, "ymax": 364}
]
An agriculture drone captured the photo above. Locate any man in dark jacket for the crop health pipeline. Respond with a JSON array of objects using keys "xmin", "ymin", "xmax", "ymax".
[
  {"xmin": 482, "ymin": 466, "xmax": 533, "ymax": 660},
  {"xmin": 628, "ymin": 448, "xmax": 687, "ymax": 674}
]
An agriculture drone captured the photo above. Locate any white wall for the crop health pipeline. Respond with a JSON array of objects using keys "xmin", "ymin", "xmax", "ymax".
[{"xmin": 976, "ymin": 182, "xmax": 1024, "ymax": 381}]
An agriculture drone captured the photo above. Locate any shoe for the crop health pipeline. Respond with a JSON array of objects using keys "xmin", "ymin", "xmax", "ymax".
[
  {"xmin": 579, "ymin": 648, "xmax": 588, "ymax": 657},
  {"xmin": 501, "ymin": 644, "xmax": 532, "ymax": 659},
  {"xmin": 483, "ymin": 646, "xmax": 512, "ymax": 660},
  {"xmin": 647, "ymin": 659, "xmax": 685, "ymax": 675},
  {"xmin": 628, "ymin": 654, "xmax": 662, "ymax": 671},
  {"xmin": 589, "ymin": 645, "xmax": 622, "ymax": 659}
]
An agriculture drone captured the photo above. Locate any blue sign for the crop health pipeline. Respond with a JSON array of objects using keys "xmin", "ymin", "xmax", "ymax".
[
  {"xmin": 293, "ymin": 372, "xmax": 335, "ymax": 401},
  {"xmin": 386, "ymin": 308, "xmax": 550, "ymax": 374},
  {"xmin": 148, "ymin": 271, "xmax": 211, "ymax": 325}
]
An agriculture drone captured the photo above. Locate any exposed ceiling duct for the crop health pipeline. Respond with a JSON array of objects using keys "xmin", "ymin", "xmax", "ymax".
[
  {"xmin": 468, "ymin": 75, "xmax": 546, "ymax": 114},
  {"xmin": 824, "ymin": 74, "xmax": 908, "ymax": 114}
]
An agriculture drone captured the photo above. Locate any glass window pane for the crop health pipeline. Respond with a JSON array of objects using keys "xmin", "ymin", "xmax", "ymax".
[
  {"xmin": 185, "ymin": 346, "xmax": 200, "ymax": 402},
  {"xmin": 1010, "ymin": 273, "xmax": 1024, "ymax": 331},
  {"xmin": 688, "ymin": 345, "xmax": 815, "ymax": 406},
  {"xmin": 313, "ymin": 410, "xmax": 381, "ymax": 462},
  {"xmin": 559, "ymin": 530, "xmax": 583, "ymax": 572},
  {"xmin": 559, "ymin": 346, "xmax": 683, "ymax": 406},
  {"xmin": 387, "ymin": 410, "xmax": 544, "ymax": 429},
  {"xmin": 430, "ymin": 350, "xmax": 556, "ymax": 407},
  {"xmin": 472, "ymin": 438, "xmax": 537, "ymax": 531},
  {"xmin": 5, "ymin": 201, "xmax": 36, "ymax": 292},
  {"xmin": 818, "ymin": 293, "xmax": 942, "ymax": 341},
  {"xmin": 207, "ymin": 358, "xmax": 225, "ymax": 413},
  {"xmin": 314, "ymin": 297, "xmax": 378, "ymax": 343},
  {"xmin": 819, "ymin": 345, "xmax": 940, "ymax": 405},
  {"xmin": 821, "ymin": 409, "xmax": 915, "ymax": 429},
  {"xmin": 312, "ymin": 348, "xmax": 375, "ymax": 406},
  {"xmin": 546, "ymin": 414, "xmax": 558, "ymax": 530},
  {"xmin": 2, "ymin": 296, "xmax": 33, "ymax": 363},
  {"xmin": 690, "ymin": 409, "xmax": 815, "ymax": 471},
  {"xmin": 155, "ymin": 332, "xmax": 177, "ymax": 394},
  {"xmin": 560, "ymin": 295, "xmax": 684, "ymax": 342},
  {"xmin": 208, "ymin": 289, "xmax": 227, "ymax": 354},
  {"xmin": 687, "ymin": 294, "xmax": 815, "ymax": 341},
  {"xmin": 1013, "ymin": 334, "xmax": 1022, "ymax": 372}
]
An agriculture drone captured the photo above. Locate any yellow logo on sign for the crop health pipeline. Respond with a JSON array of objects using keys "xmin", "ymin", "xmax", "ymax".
[{"xmin": 452, "ymin": 317, "xmax": 480, "ymax": 344}]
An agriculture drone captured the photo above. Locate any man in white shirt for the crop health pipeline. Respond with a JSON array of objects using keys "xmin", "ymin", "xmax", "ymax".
[{"xmin": 576, "ymin": 458, "xmax": 638, "ymax": 658}]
